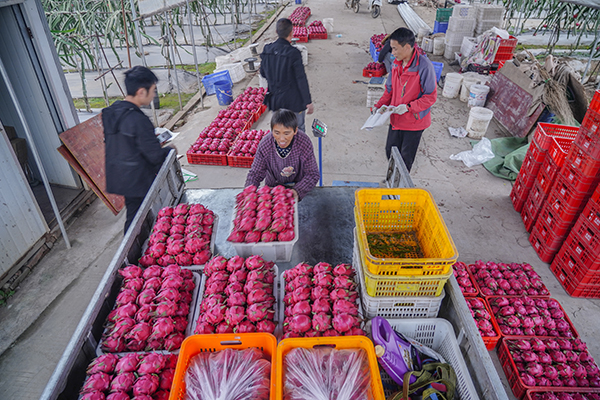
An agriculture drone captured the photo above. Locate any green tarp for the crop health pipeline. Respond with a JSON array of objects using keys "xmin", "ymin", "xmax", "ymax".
[{"xmin": 479, "ymin": 137, "xmax": 530, "ymax": 181}]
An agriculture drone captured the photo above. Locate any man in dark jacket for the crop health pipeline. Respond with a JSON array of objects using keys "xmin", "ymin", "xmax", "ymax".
[
  {"xmin": 260, "ymin": 18, "xmax": 314, "ymax": 132},
  {"xmin": 102, "ymin": 66, "xmax": 172, "ymax": 234}
]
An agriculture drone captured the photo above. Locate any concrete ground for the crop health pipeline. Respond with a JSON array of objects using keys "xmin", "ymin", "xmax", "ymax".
[{"xmin": 1, "ymin": 1, "xmax": 600, "ymax": 399}]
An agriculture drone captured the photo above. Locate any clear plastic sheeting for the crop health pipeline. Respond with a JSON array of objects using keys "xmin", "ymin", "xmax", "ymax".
[
  {"xmin": 185, "ymin": 348, "xmax": 271, "ymax": 400},
  {"xmin": 284, "ymin": 347, "xmax": 373, "ymax": 400},
  {"xmin": 397, "ymin": 3, "xmax": 431, "ymax": 36}
]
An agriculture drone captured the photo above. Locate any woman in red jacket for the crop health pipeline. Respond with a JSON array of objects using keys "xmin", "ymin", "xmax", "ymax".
[{"xmin": 374, "ymin": 27, "xmax": 438, "ymax": 171}]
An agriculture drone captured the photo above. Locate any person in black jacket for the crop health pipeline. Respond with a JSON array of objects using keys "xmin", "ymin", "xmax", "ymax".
[
  {"xmin": 260, "ymin": 18, "xmax": 314, "ymax": 132},
  {"xmin": 102, "ymin": 66, "xmax": 173, "ymax": 234}
]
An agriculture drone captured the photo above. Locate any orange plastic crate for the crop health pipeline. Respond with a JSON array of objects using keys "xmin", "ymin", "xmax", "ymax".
[
  {"xmin": 170, "ymin": 333, "xmax": 278, "ymax": 400},
  {"xmin": 275, "ymin": 336, "xmax": 385, "ymax": 400}
]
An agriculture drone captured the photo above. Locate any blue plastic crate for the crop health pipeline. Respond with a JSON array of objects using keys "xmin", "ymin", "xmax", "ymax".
[
  {"xmin": 433, "ymin": 21, "xmax": 448, "ymax": 34},
  {"xmin": 369, "ymin": 40, "xmax": 380, "ymax": 63},
  {"xmin": 201, "ymin": 70, "xmax": 232, "ymax": 96},
  {"xmin": 431, "ymin": 61, "xmax": 443, "ymax": 82}
]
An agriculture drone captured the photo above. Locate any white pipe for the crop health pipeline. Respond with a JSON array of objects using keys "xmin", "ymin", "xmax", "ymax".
[{"xmin": 0, "ymin": 57, "xmax": 71, "ymax": 249}]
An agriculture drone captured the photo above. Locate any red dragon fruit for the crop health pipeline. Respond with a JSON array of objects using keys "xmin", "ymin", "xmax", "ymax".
[
  {"xmin": 261, "ymin": 230, "xmax": 278, "ymax": 242},
  {"xmin": 313, "ymin": 273, "xmax": 334, "ymax": 287},
  {"xmin": 333, "ymin": 263, "xmax": 355, "ymax": 276},
  {"xmin": 333, "ymin": 300, "xmax": 359, "ymax": 316},
  {"xmin": 312, "ymin": 313, "xmax": 332, "ymax": 332},
  {"xmin": 120, "ymin": 265, "xmax": 143, "ymax": 280},
  {"xmin": 203, "ymin": 304, "xmax": 226, "ymax": 325},
  {"xmin": 228, "ymin": 229, "xmax": 246, "ymax": 242},
  {"xmin": 111, "ymin": 303, "xmax": 138, "ymax": 321},
  {"xmin": 151, "ymin": 317, "xmax": 175, "ymax": 339},
  {"xmin": 278, "ymin": 229, "xmax": 295, "ymax": 241},
  {"xmin": 158, "ymin": 207, "xmax": 173, "ymax": 217},
  {"xmin": 200, "ymin": 294, "xmax": 225, "ymax": 312},
  {"xmin": 189, "ymin": 203, "xmax": 206, "ymax": 215},
  {"xmin": 154, "ymin": 301, "xmax": 177, "ymax": 318},
  {"xmin": 193, "ymin": 250, "xmax": 212, "ymax": 265},
  {"xmin": 107, "ymin": 317, "xmax": 135, "ymax": 337},
  {"xmin": 134, "ymin": 304, "xmax": 155, "ymax": 323},
  {"xmin": 247, "ymin": 288, "xmax": 274, "ymax": 305},
  {"xmin": 313, "ymin": 262, "xmax": 332, "ymax": 274},
  {"xmin": 287, "ymin": 315, "xmax": 312, "ymax": 333},
  {"xmin": 138, "ymin": 255, "xmax": 156, "ymax": 268},
  {"xmin": 311, "ymin": 298, "xmax": 332, "ymax": 314},
  {"xmin": 346, "ymin": 326, "xmax": 366, "ymax": 336},
  {"xmin": 247, "ymin": 302, "xmax": 274, "ymax": 322},
  {"xmin": 125, "ymin": 322, "xmax": 152, "ymax": 343},
  {"xmin": 229, "ymin": 269, "xmax": 248, "ymax": 282},
  {"xmin": 227, "ymin": 292, "xmax": 247, "ymax": 307},
  {"xmin": 175, "ymin": 302, "xmax": 190, "ymax": 318},
  {"xmin": 142, "ymin": 265, "xmax": 163, "ymax": 280},
  {"xmin": 115, "ymin": 353, "xmax": 142, "ymax": 374},
  {"xmin": 133, "ymin": 373, "xmax": 160, "ymax": 396},
  {"xmin": 116, "ymin": 289, "xmax": 138, "ymax": 306},
  {"xmin": 101, "ymin": 335, "xmax": 125, "ymax": 353},
  {"xmin": 244, "ymin": 280, "xmax": 270, "ymax": 294},
  {"xmin": 311, "ymin": 286, "xmax": 330, "ymax": 301},
  {"xmin": 216, "ymin": 322, "xmax": 234, "ymax": 334},
  {"xmin": 82, "ymin": 372, "xmax": 111, "ymax": 393},
  {"xmin": 80, "ymin": 391, "xmax": 106, "ymax": 400},
  {"xmin": 109, "ymin": 372, "xmax": 136, "ymax": 393},
  {"xmin": 235, "ymin": 320, "xmax": 257, "ymax": 333},
  {"xmin": 174, "ymin": 252, "xmax": 192, "ymax": 266},
  {"xmin": 204, "ymin": 256, "xmax": 228, "ymax": 275},
  {"xmin": 159, "ymin": 368, "xmax": 175, "ymax": 390},
  {"xmin": 227, "ymin": 256, "xmax": 246, "ymax": 272},
  {"xmin": 173, "ymin": 316, "xmax": 188, "ymax": 332},
  {"xmin": 163, "ymin": 332, "xmax": 185, "ymax": 351},
  {"xmin": 185, "ymin": 238, "xmax": 208, "ymax": 254},
  {"xmin": 332, "ymin": 313, "xmax": 360, "ymax": 333},
  {"xmin": 124, "ymin": 277, "xmax": 145, "ymax": 292},
  {"xmin": 148, "ymin": 243, "xmax": 167, "ymax": 259},
  {"xmin": 204, "ymin": 280, "xmax": 228, "ymax": 296},
  {"xmin": 137, "ymin": 353, "xmax": 166, "ymax": 375},
  {"xmin": 194, "ymin": 322, "xmax": 215, "ymax": 334},
  {"xmin": 87, "ymin": 354, "xmax": 118, "ymax": 374},
  {"xmin": 256, "ymin": 319, "xmax": 276, "ymax": 334},
  {"xmin": 291, "ymin": 287, "xmax": 311, "ymax": 303},
  {"xmin": 225, "ymin": 305, "xmax": 246, "ymax": 325},
  {"xmin": 225, "ymin": 282, "xmax": 244, "ymax": 297},
  {"xmin": 334, "ymin": 276, "xmax": 356, "ymax": 290}
]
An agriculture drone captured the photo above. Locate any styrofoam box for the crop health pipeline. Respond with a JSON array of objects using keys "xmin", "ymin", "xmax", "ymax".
[
  {"xmin": 446, "ymin": 31, "xmax": 473, "ymax": 47},
  {"xmin": 376, "ymin": 318, "xmax": 479, "ymax": 400},
  {"xmin": 352, "ymin": 232, "xmax": 444, "ymax": 319},
  {"xmin": 227, "ymin": 192, "xmax": 299, "ymax": 263},
  {"xmin": 448, "ymin": 16, "xmax": 476, "ymax": 33},
  {"xmin": 96, "ymin": 272, "xmax": 201, "ymax": 356},
  {"xmin": 192, "ymin": 264, "xmax": 281, "ymax": 339}
]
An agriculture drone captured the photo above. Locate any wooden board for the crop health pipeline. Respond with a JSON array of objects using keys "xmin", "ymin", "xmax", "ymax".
[
  {"xmin": 486, "ymin": 63, "xmax": 545, "ymax": 138},
  {"xmin": 58, "ymin": 115, "xmax": 124, "ymax": 214}
]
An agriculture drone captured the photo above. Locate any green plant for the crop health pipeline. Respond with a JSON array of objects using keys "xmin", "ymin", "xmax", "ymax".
[{"xmin": 0, "ymin": 288, "xmax": 15, "ymax": 307}]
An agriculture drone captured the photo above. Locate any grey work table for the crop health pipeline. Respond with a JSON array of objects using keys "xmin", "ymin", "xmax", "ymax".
[{"xmin": 182, "ymin": 186, "xmax": 358, "ymax": 270}]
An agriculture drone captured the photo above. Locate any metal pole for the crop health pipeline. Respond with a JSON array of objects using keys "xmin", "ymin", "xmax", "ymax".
[
  {"xmin": 582, "ymin": 37, "xmax": 599, "ymax": 83},
  {"xmin": 318, "ymin": 137, "xmax": 323, "ymax": 187},
  {"xmin": 129, "ymin": 0, "xmax": 159, "ymax": 126},
  {"xmin": 121, "ymin": 0, "xmax": 132, "ymax": 68},
  {"xmin": 166, "ymin": 11, "xmax": 183, "ymax": 110},
  {"xmin": 0, "ymin": 58, "xmax": 71, "ymax": 249},
  {"xmin": 186, "ymin": 0, "xmax": 204, "ymax": 108}
]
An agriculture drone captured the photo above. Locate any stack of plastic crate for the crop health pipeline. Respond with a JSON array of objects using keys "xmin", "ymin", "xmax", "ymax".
[
  {"xmin": 434, "ymin": 8, "xmax": 452, "ymax": 34},
  {"xmin": 520, "ymin": 124, "xmax": 578, "ymax": 231},
  {"xmin": 474, "ymin": 4, "xmax": 505, "ymax": 35},
  {"xmin": 549, "ymin": 91, "xmax": 600, "ymax": 297},
  {"xmin": 444, "ymin": 5, "xmax": 476, "ymax": 60},
  {"xmin": 353, "ymin": 188, "xmax": 456, "ymax": 319},
  {"xmin": 529, "ymin": 90, "xmax": 600, "ymax": 263}
]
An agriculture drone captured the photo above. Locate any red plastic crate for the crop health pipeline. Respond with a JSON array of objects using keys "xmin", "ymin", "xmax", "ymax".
[
  {"xmin": 293, "ymin": 35, "xmax": 309, "ymax": 42},
  {"xmin": 362, "ymin": 68, "xmax": 386, "ymax": 78},
  {"xmin": 521, "ymin": 183, "xmax": 546, "ymax": 231},
  {"xmin": 465, "ymin": 297, "xmax": 501, "ymax": 350},
  {"xmin": 549, "ymin": 173, "xmax": 593, "ymax": 212},
  {"xmin": 532, "ymin": 122, "xmax": 578, "ymax": 151},
  {"xmin": 521, "ymin": 202, "xmax": 537, "ymax": 232},
  {"xmin": 529, "ymin": 139, "xmax": 547, "ymax": 163},
  {"xmin": 582, "ymin": 198, "xmax": 600, "ymax": 230},
  {"xmin": 565, "ymin": 221, "xmax": 600, "ymax": 266},
  {"xmin": 186, "ymin": 151, "xmax": 228, "ymax": 166},
  {"xmin": 493, "ymin": 35, "xmax": 517, "ymax": 63},
  {"xmin": 525, "ymin": 388, "xmax": 600, "ymax": 400},
  {"xmin": 536, "ymin": 159, "xmax": 558, "ymax": 194},
  {"xmin": 536, "ymin": 200, "xmax": 580, "ymax": 237},
  {"xmin": 529, "ymin": 223, "xmax": 565, "ymax": 263},
  {"xmin": 548, "ymin": 136, "xmax": 575, "ymax": 167},
  {"xmin": 561, "ymin": 162, "xmax": 600, "ymax": 193},
  {"xmin": 565, "ymin": 142, "xmax": 600, "ymax": 177},
  {"xmin": 511, "ymin": 177, "xmax": 533, "ymax": 212},
  {"xmin": 555, "ymin": 273, "xmax": 600, "ymax": 298},
  {"xmin": 453, "ymin": 262, "xmax": 480, "ymax": 297},
  {"xmin": 551, "ymin": 243, "xmax": 600, "ymax": 285},
  {"xmin": 308, "ymin": 32, "xmax": 328, "ymax": 40},
  {"xmin": 591, "ymin": 89, "xmax": 600, "ymax": 112},
  {"xmin": 581, "ymin": 108, "xmax": 600, "ymax": 136},
  {"xmin": 227, "ymin": 153, "xmax": 254, "ymax": 168},
  {"xmin": 575, "ymin": 125, "xmax": 600, "ymax": 159}
]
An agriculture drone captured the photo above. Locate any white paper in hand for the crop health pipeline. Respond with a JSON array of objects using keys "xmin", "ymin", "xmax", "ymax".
[{"xmin": 361, "ymin": 106, "xmax": 394, "ymax": 130}]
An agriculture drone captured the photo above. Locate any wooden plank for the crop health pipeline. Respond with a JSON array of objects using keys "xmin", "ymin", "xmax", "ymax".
[{"xmin": 57, "ymin": 115, "xmax": 124, "ymax": 213}]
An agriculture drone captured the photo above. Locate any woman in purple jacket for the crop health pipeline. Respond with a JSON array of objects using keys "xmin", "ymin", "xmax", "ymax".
[{"xmin": 245, "ymin": 109, "xmax": 320, "ymax": 200}]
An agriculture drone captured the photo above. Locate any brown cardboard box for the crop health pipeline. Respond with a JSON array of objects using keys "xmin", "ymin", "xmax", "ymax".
[
  {"xmin": 10, "ymin": 138, "xmax": 27, "ymax": 164},
  {"xmin": 3, "ymin": 125, "xmax": 17, "ymax": 140}
]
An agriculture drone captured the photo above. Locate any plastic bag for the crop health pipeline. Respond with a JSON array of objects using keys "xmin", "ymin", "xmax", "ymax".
[
  {"xmin": 361, "ymin": 106, "xmax": 394, "ymax": 130},
  {"xmin": 449, "ymin": 137, "xmax": 495, "ymax": 167},
  {"xmin": 185, "ymin": 347, "xmax": 271, "ymax": 400},
  {"xmin": 283, "ymin": 347, "xmax": 373, "ymax": 400}
]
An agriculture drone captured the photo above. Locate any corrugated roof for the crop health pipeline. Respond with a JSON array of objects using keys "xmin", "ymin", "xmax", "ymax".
[{"xmin": 560, "ymin": 0, "xmax": 600, "ymax": 9}]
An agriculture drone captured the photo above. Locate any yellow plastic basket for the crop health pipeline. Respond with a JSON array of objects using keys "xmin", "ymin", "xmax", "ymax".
[{"xmin": 354, "ymin": 188, "xmax": 458, "ymax": 276}]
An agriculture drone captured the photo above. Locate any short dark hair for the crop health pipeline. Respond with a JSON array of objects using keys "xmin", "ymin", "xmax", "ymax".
[
  {"xmin": 276, "ymin": 18, "xmax": 293, "ymax": 39},
  {"xmin": 271, "ymin": 109, "xmax": 298, "ymax": 131},
  {"xmin": 124, "ymin": 66, "xmax": 158, "ymax": 96},
  {"xmin": 389, "ymin": 27, "xmax": 415, "ymax": 48}
]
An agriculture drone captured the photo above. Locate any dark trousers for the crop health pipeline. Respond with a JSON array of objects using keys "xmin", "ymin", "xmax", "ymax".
[
  {"xmin": 385, "ymin": 126, "xmax": 425, "ymax": 172},
  {"xmin": 124, "ymin": 196, "xmax": 144, "ymax": 235}
]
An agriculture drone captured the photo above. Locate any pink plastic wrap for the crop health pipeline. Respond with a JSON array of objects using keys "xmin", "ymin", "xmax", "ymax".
[
  {"xmin": 184, "ymin": 348, "xmax": 270, "ymax": 400},
  {"xmin": 283, "ymin": 347, "xmax": 373, "ymax": 400}
]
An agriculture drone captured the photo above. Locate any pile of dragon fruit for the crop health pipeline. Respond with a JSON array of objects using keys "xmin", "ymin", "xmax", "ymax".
[
  {"xmin": 530, "ymin": 392, "xmax": 600, "ymax": 400},
  {"xmin": 194, "ymin": 255, "xmax": 277, "ymax": 335},
  {"xmin": 308, "ymin": 20, "xmax": 327, "ymax": 34},
  {"xmin": 289, "ymin": 6, "xmax": 311, "ymax": 26},
  {"xmin": 488, "ymin": 297, "xmax": 577, "ymax": 338},
  {"xmin": 100, "ymin": 265, "xmax": 195, "ymax": 353},
  {"xmin": 466, "ymin": 298, "xmax": 498, "ymax": 340},
  {"xmin": 453, "ymin": 261, "xmax": 478, "ymax": 296},
  {"xmin": 139, "ymin": 203, "xmax": 215, "ymax": 267},
  {"xmin": 227, "ymin": 129, "xmax": 270, "ymax": 158},
  {"xmin": 468, "ymin": 260, "xmax": 550, "ymax": 297},
  {"xmin": 227, "ymin": 185, "xmax": 296, "ymax": 243},
  {"xmin": 505, "ymin": 337, "xmax": 600, "ymax": 388},
  {"xmin": 187, "ymin": 87, "xmax": 265, "ymax": 157},
  {"xmin": 79, "ymin": 352, "xmax": 176, "ymax": 400},
  {"xmin": 282, "ymin": 262, "xmax": 365, "ymax": 338},
  {"xmin": 371, "ymin": 33, "xmax": 386, "ymax": 51},
  {"xmin": 292, "ymin": 26, "xmax": 308, "ymax": 39},
  {"xmin": 364, "ymin": 62, "xmax": 386, "ymax": 73}
]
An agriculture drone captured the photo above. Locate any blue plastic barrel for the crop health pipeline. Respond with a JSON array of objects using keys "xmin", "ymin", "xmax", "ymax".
[
  {"xmin": 295, "ymin": 0, "xmax": 302, "ymax": 4},
  {"xmin": 431, "ymin": 61, "xmax": 443, "ymax": 82},
  {"xmin": 214, "ymin": 80, "xmax": 233, "ymax": 106}
]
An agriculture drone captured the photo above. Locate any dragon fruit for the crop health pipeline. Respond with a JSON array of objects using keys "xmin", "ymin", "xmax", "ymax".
[
  {"xmin": 256, "ymin": 319, "xmax": 276, "ymax": 334},
  {"xmin": 163, "ymin": 332, "xmax": 185, "ymax": 351},
  {"xmin": 225, "ymin": 306, "xmax": 246, "ymax": 325},
  {"xmin": 125, "ymin": 322, "xmax": 152, "ymax": 343},
  {"xmin": 151, "ymin": 317, "xmax": 175, "ymax": 339},
  {"xmin": 123, "ymin": 277, "xmax": 144, "ymax": 292},
  {"xmin": 333, "ymin": 276, "xmax": 356, "ymax": 290},
  {"xmin": 333, "ymin": 263, "xmax": 354, "ymax": 276},
  {"xmin": 216, "ymin": 322, "xmax": 234, "ymax": 334},
  {"xmin": 110, "ymin": 303, "xmax": 138, "ymax": 321},
  {"xmin": 332, "ymin": 313, "xmax": 359, "ymax": 333},
  {"xmin": 159, "ymin": 368, "xmax": 175, "ymax": 391},
  {"xmin": 248, "ymin": 288, "xmax": 274, "ymax": 305},
  {"xmin": 278, "ymin": 229, "xmax": 295, "ymax": 241},
  {"xmin": 229, "ymin": 269, "xmax": 248, "ymax": 282},
  {"xmin": 114, "ymin": 353, "xmax": 142, "ymax": 374},
  {"xmin": 80, "ymin": 391, "xmax": 105, "ymax": 400},
  {"xmin": 116, "ymin": 289, "xmax": 138, "ymax": 306},
  {"xmin": 82, "ymin": 372, "xmax": 111, "ymax": 393},
  {"xmin": 138, "ymin": 353, "xmax": 166, "ymax": 375},
  {"xmin": 313, "ymin": 273, "xmax": 334, "ymax": 287},
  {"xmin": 311, "ymin": 298, "xmax": 331, "ymax": 314},
  {"xmin": 247, "ymin": 302, "xmax": 274, "ymax": 322},
  {"xmin": 87, "ymin": 354, "xmax": 118, "ymax": 374},
  {"xmin": 311, "ymin": 286, "xmax": 330, "ymax": 301},
  {"xmin": 227, "ymin": 292, "xmax": 247, "ymax": 307},
  {"xmin": 133, "ymin": 373, "xmax": 160, "ymax": 396},
  {"xmin": 243, "ymin": 280, "xmax": 270, "ymax": 295},
  {"xmin": 109, "ymin": 372, "xmax": 136, "ymax": 393},
  {"xmin": 287, "ymin": 315, "xmax": 312, "ymax": 333},
  {"xmin": 333, "ymin": 300, "xmax": 358, "ymax": 316},
  {"xmin": 526, "ymin": 362, "xmax": 544, "ymax": 377},
  {"xmin": 290, "ymin": 287, "xmax": 311, "ymax": 303},
  {"xmin": 235, "ymin": 320, "xmax": 257, "ymax": 333},
  {"xmin": 312, "ymin": 312, "xmax": 332, "ymax": 332},
  {"xmin": 194, "ymin": 322, "xmax": 215, "ymax": 334}
]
